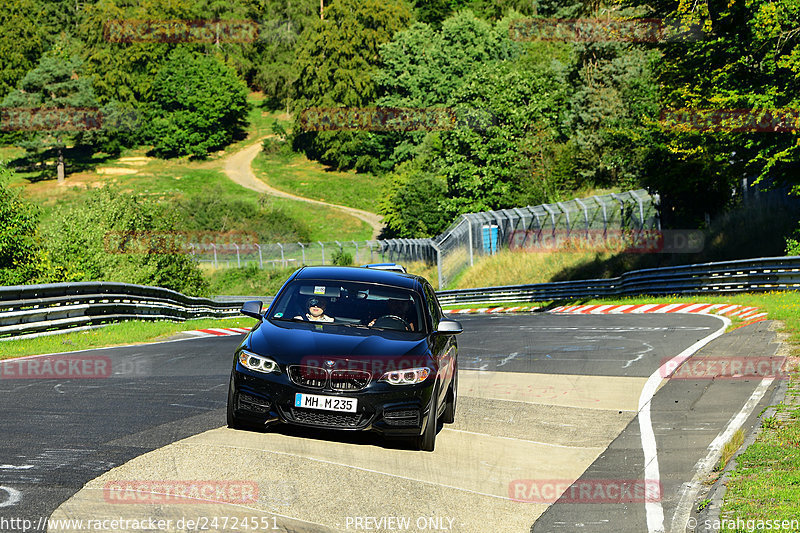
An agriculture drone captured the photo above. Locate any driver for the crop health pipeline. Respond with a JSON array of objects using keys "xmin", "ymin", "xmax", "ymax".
[
  {"xmin": 369, "ymin": 298, "xmax": 415, "ymax": 331},
  {"xmin": 295, "ymin": 297, "xmax": 334, "ymax": 322}
]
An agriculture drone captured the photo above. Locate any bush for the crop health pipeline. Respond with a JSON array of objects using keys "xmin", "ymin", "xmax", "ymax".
[
  {"xmin": 0, "ymin": 163, "xmax": 49, "ymax": 284},
  {"xmin": 331, "ymin": 248, "xmax": 353, "ymax": 266},
  {"xmin": 42, "ymin": 186, "xmax": 208, "ymax": 296},
  {"xmin": 145, "ymin": 49, "xmax": 249, "ymax": 158}
]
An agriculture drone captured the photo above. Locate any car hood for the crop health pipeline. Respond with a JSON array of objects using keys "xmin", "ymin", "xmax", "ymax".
[{"xmin": 246, "ymin": 320, "xmax": 430, "ymax": 363}]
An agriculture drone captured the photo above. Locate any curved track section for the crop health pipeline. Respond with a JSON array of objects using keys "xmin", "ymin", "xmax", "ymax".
[{"xmin": 0, "ymin": 313, "xmax": 784, "ymax": 533}]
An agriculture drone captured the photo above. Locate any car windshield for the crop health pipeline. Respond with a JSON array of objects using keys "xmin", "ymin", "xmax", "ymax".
[{"xmin": 269, "ymin": 280, "xmax": 424, "ymax": 332}]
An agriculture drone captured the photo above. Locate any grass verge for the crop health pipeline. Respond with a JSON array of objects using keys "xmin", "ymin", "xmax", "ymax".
[{"xmin": 0, "ymin": 316, "xmax": 259, "ymax": 359}]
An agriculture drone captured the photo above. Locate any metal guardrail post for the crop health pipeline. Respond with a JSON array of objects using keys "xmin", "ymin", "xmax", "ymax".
[
  {"xmin": 255, "ymin": 244, "xmax": 263, "ymax": 269},
  {"xmin": 318, "ymin": 241, "xmax": 325, "ymax": 264},
  {"xmin": 277, "ymin": 243, "xmax": 285, "ymax": 267},
  {"xmin": 212, "ymin": 244, "xmax": 218, "ymax": 269},
  {"xmin": 352, "ymin": 240, "xmax": 359, "ymax": 263},
  {"xmin": 234, "ymin": 244, "xmax": 240, "ymax": 267},
  {"xmin": 298, "ymin": 242, "xmax": 305, "ymax": 265}
]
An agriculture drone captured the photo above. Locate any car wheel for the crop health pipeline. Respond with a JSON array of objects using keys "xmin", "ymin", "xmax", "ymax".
[
  {"xmin": 416, "ymin": 387, "xmax": 438, "ymax": 452},
  {"xmin": 442, "ymin": 369, "xmax": 457, "ymax": 424},
  {"xmin": 226, "ymin": 372, "xmax": 247, "ymax": 430}
]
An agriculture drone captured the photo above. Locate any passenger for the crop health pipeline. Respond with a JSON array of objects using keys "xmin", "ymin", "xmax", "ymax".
[{"xmin": 295, "ymin": 297, "xmax": 334, "ymax": 322}]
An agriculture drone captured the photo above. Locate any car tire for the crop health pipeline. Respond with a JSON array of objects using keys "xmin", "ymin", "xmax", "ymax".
[
  {"xmin": 226, "ymin": 372, "xmax": 247, "ymax": 430},
  {"xmin": 442, "ymin": 370, "xmax": 457, "ymax": 424},
  {"xmin": 416, "ymin": 388, "xmax": 438, "ymax": 452}
]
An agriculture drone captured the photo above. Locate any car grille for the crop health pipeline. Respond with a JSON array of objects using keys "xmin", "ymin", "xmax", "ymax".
[
  {"xmin": 330, "ymin": 370, "xmax": 371, "ymax": 391},
  {"xmin": 383, "ymin": 408, "xmax": 420, "ymax": 427},
  {"xmin": 288, "ymin": 365, "xmax": 327, "ymax": 390},
  {"xmin": 290, "ymin": 408, "xmax": 362, "ymax": 428},
  {"xmin": 287, "ymin": 365, "xmax": 371, "ymax": 391}
]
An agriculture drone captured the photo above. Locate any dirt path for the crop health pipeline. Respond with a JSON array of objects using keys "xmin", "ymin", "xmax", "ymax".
[{"xmin": 223, "ymin": 141, "xmax": 383, "ymax": 239}]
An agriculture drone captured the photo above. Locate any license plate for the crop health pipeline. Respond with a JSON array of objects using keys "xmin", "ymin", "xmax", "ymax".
[{"xmin": 294, "ymin": 393, "xmax": 357, "ymax": 413}]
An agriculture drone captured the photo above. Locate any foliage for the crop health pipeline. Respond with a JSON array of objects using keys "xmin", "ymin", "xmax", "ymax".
[
  {"xmin": 0, "ymin": 164, "xmax": 48, "ymax": 284},
  {"xmin": 379, "ymin": 156, "xmax": 449, "ymax": 238},
  {"xmin": 144, "ymin": 48, "xmax": 250, "ymax": 158},
  {"xmin": 0, "ymin": 0, "xmax": 48, "ymax": 100},
  {"xmin": 175, "ymin": 193, "xmax": 311, "ymax": 242},
  {"xmin": 42, "ymin": 187, "xmax": 208, "ymax": 295},
  {"xmin": 331, "ymin": 248, "xmax": 353, "ymax": 266},
  {"xmin": 205, "ymin": 264, "xmax": 298, "ymax": 296},
  {"xmin": 290, "ymin": 0, "xmax": 412, "ymax": 171},
  {"xmin": 1, "ymin": 47, "xmax": 103, "ymax": 180},
  {"xmin": 250, "ymin": 0, "xmax": 319, "ymax": 109}
]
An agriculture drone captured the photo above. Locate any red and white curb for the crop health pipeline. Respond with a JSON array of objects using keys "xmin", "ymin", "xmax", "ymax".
[
  {"xmin": 443, "ymin": 306, "xmax": 540, "ymax": 315},
  {"xmin": 550, "ymin": 303, "xmax": 767, "ymax": 320},
  {"xmin": 183, "ymin": 327, "xmax": 251, "ymax": 338}
]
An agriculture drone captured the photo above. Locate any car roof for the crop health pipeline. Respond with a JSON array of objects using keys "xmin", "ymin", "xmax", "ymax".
[{"xmin": 292, "ymin": 266, "xmax": 425, "ymax": 290}]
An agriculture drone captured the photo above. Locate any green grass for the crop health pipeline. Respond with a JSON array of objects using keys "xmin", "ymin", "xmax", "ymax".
[
  {"xmin": 0, "ymin": 316, "xmax": 259, "ymax": 359},
  {"xmin": 251, "ymin": 149, "xmax": 386, "ymax": 213},
  {"xmin": 205, "ymin": 264, "xmax": 297, "ymax": 296}
]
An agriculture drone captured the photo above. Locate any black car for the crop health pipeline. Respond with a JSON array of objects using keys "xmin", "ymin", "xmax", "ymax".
[{"xmin": 226, "ymin": 266, "xmax": 462, "ymax": 451}]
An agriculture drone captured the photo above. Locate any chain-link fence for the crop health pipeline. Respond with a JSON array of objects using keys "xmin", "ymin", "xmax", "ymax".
[
  {"xmin": 380, "ymin": 190, "xmax": 658, "ymax": 287},
  {"xmin": 188, "ymin": 189, "xmax": 658, "ymax": 289}
]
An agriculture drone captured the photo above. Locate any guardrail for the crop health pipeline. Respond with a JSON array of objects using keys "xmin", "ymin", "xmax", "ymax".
[
  {"xmin": 0, "ymin": 282, "xmax": 247, "ymax": 340},
  {"xmin": 3, "ymin": 256, "xmax": 799, "ymax": 339},
  {"xmin": 436, "ymin": 256, "xmax": 800, "ymax": 305}
]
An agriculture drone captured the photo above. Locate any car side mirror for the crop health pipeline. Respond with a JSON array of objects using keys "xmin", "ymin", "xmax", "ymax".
[
  {"xmin": 435, "ymin": 319, "xmax": 462, "ymax": 335},
  {"xmin": 241, "ymin": 300, "xmax": 263, "ymax": 320}
]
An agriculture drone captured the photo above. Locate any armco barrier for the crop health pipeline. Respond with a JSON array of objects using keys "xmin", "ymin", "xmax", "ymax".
[
  {"xmin": 435, "ymin": 256, "xmax": 800, "ymax": 305},
  {"xmin": 2, "ymin": 256, "xmax": 799, "ymax": 339},
  {"xmin": 0, "ymin": 282, "xmax": 246, "ymax": 340}
]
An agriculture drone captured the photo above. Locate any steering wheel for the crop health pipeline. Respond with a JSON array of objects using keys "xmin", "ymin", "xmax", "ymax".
[{"xmin": 371, "ymin": 315, "xmax": 411, "ymax": 331}]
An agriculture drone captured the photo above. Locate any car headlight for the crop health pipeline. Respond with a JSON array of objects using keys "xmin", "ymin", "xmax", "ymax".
[
  {"xmin": 238, "ymin": 350, "xmax": 280, "ymax": 374},
  {"xmin": 379, "ymin": 367, "xmax": 431, "ymax": 385}
]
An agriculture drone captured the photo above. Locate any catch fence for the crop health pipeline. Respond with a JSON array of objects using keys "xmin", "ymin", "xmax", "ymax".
[{"xmin": 188, "ymin": 189, "xmax": 658, "ymax": 288}]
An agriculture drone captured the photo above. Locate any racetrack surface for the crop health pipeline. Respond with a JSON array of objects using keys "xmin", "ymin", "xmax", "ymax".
[{"xmin": 0, "ymin": 313, "xmax": 784, "ymax": 532}]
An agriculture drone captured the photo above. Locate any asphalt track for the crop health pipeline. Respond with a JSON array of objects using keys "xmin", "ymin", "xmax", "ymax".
[{"xmin": 0, "ymin": 313, "xmax": 784, "ymax": 533}]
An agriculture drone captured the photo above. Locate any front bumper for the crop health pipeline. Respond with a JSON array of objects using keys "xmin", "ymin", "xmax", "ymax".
[{"xmin": 231, "ymin": 366, "xmax": 435, "ymax": 437}]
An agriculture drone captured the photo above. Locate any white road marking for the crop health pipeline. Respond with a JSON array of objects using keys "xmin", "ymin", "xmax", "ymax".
[
  {"xmin": 443, "ymin": 428, "xmax": 600, "ymax": 449},
  {"xmin": 0, "ymin": 465, "xmax": 34, "ymax": 470},
  {"xmin": 637, "ymin": 313, "xmax": 730, "ymax": 533},
  {"xmin": 669, "ymin": 378, "xmax": 774, "ymax": 533},
  {"xmin": 0, "ymin": 486, "xmax": 22, "ymax": 507},
  {"xmin": 497, "ymin": 352, "xmax": 520, "ymax": 367},
  {"xmin": 623, "ymin": 342, "xmax": 654, "ymax": 368}
]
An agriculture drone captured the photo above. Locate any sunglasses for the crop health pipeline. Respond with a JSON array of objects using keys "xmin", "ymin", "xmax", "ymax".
[{"xmin": 307, "ymin": 298, "xmax": 325, "ymax": 308}]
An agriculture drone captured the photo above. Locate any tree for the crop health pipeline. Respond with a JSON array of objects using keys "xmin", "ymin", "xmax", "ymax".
[
  {"xmin": 0, "ymin": 0, "xmax": 48, "ymax": 100},
  {"xmin": 250, "ymin": 0, "xmax": 319, "ymax": 110},
  {"xmin": 1, "ymin": 48, "xmax": 100, "ymax": 183},
  {"xmin": 144, "ymin": 48, "xmax": 250, "ymax": 158},
  {"xmin": 291, "ymin": 0, "xmax": 412, "ymax": 171}
]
